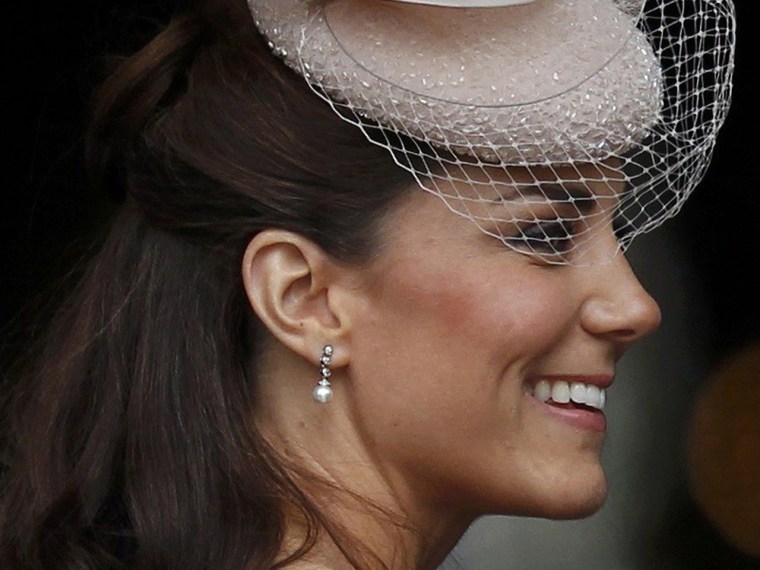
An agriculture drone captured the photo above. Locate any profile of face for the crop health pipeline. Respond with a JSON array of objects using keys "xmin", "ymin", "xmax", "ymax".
[
  {"xmin": 248, "ymin": 161, "xmax": 662, "ymax": 540},
  {"xmin": 337, "ymin": 161, "xmax": 662, "ymax": 523}
]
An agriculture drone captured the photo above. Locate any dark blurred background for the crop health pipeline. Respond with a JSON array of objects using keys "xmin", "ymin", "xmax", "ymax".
[{"xmin": 2, "ymin": 1, "xmax": 758, "ymax": 568}]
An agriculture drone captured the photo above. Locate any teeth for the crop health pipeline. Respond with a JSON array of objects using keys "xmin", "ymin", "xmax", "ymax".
[
  {"xmin": 586, "ymin": 385, "xmax": 601, "ymax": 409},
  {"xmin": 535, "ymin": 379, "xmax": 552, "ymax": 402},
  {"xmin": 570, "ymin": 382, "xmax": 588, "ymax": 404},
  {"xmin": 532, "ymin": 379, "xmax": 606, "ymax": 410},
  {"xmin": 551, "ymin": 381, "xmax": 571, "ymax": 404}
]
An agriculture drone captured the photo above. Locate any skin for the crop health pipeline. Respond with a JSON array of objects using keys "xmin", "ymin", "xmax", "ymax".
[{"xmin": 243, "ymin": 163, "xmax": 662, "ymax": 569}]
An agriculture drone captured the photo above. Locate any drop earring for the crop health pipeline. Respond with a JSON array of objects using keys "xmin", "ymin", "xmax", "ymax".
[{"xmin": 313, "ymin": 345, "xmax": 334, "ymax": 403}]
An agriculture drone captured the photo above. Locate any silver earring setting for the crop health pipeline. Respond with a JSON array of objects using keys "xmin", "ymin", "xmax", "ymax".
[{"xmin": 313, "ymin": 345, "xmax": 334, "ymax": 403}]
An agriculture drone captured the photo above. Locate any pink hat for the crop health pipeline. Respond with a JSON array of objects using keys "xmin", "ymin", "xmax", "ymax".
[{"xmin": 249, "ymin": 0, "xmax": 735, "ymax": 264}]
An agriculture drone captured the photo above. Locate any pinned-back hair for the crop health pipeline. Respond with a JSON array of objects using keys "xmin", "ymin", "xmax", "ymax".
[{"xmin": 0, "ymin": 0, "xmax": 415, "ymax": 568}]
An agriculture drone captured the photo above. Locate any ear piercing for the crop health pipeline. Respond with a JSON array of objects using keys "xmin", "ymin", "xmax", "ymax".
[{"xmin": 313, "ymin": 345, "xmax": 334, "ymax": 403}]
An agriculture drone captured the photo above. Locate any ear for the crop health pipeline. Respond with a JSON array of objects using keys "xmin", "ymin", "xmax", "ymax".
[{"xmin": 241, "ymin": 230, "xmax": 352, "ymax": 366}]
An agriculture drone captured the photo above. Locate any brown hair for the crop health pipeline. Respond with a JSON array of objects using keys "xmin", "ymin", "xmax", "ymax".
[{"xmin": 0, "ymin": 0, "xmax": 416, "ymax": 568}]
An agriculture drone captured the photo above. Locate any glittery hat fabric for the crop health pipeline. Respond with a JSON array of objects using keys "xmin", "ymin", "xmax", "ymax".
[
  {"xmin": 248, "ymin": 0, "xmax": 735, "ymax": 264},
  {"xmin": 252, "ymin": 0, "xmax": 662, "ymax": 164}
]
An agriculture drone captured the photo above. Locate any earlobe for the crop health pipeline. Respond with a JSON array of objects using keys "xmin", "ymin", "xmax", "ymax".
[{"xmin": 241, "ymin": 230, "xmax": 351, "ymax": 365}]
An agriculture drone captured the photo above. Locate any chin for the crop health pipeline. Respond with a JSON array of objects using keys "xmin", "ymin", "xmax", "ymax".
[
  {"xmin": 551, "ymin": 486, "xmax": 608, "ymax": 520},
  {"xmin": 500, "ymin": 463, "xmax": 609, "ymax": 520},
  {"xmin": 539, "ymin": 471, "xmax": 609, "ymax": 520}
]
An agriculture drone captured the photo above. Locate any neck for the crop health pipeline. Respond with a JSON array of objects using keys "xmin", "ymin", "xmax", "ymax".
[
  {"xmin": 254, "ymin": 343, "xmax": 473, "ymax": 568},
  {"xmin": 275, "ymin": 480, "xmax": 470, "ymax": 569},
  {"xmin": 257, "ymin": 404, "xmax": 472, "ymax": 569}
]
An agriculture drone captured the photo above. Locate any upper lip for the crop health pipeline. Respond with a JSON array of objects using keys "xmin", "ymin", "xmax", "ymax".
[{"xmin": 530, "ymin": 374, "xmax": 615, "ymax": 389}]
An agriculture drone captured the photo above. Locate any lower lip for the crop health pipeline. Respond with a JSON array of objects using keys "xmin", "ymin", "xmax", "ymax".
[{"xmin": 527, "ymin": 394, "xmax": 607, "ymax": 432}]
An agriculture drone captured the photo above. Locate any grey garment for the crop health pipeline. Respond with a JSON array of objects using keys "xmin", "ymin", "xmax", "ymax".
[{"xmin": 442, "ymin": 226, "xmax": 709, "ymax": 570}]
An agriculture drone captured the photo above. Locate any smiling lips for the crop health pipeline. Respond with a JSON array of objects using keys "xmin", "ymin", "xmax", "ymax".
[
  {"xmin": 533, "ymin": 379, "xmax": 607, "ymax": 410},
  {"xmin": 528, "ymin": 376, "xmax": 612, "ymax": 432}
]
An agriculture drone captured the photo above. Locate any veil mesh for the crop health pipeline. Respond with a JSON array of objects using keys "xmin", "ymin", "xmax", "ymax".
[{"xmin": 249, "ymin": 0, "xmax": 735, "ymax": 265}]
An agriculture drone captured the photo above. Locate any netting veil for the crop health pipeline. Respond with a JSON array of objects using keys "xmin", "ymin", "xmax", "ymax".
[{"xmin": 248, "ymin": 0, "xmax": 735, "ymax": 264}]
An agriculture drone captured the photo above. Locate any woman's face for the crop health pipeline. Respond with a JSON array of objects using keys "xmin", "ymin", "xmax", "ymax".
[{"xmin": 343, "ymin": 163, "xmax": 661, "ymax": 522}]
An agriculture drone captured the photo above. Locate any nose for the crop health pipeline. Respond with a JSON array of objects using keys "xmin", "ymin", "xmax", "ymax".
[{"xmin": 579, "ymin": 253, "xmax": 662, "ymax": 347}]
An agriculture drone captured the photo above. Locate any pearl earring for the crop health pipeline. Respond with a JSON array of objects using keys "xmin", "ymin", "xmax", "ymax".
[{"xmin": 313, "ymin": 345, "xmax": 334, "ymax": 403}]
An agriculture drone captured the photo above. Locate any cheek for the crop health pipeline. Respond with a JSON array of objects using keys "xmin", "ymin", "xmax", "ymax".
[
  {"xmin": 347, "ymin": 269, "xmax": 492, "ymax": 434},
  {"xmin": 350, "ymin": 260, "xmax": 574, "ymax": 421},
  {"xmin": 347, "ymin": 260, "xmax": 603, "ymax": 516},
  {"xmin": 379, "ymin": 263, "xmax": 575, "ymax": 367}
]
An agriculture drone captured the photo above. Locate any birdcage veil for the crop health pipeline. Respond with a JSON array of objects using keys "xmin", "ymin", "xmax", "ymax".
[{"xmin": 248, "ymin": 0, "xmax": 735, "ymax": 265}]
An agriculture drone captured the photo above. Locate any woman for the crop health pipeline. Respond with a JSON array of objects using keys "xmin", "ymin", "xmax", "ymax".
[{"xmin": 0, "ymin": 0, "xmax": 734, "ymax": 568}]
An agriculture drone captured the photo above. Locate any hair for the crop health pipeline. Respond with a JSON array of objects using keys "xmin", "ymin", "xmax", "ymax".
[{"xmin": 0, "ymin": 0, "xmax": 418, "ymax": 568}]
